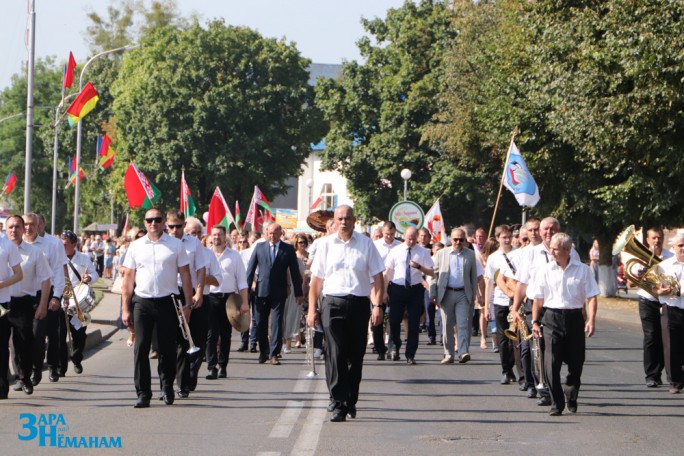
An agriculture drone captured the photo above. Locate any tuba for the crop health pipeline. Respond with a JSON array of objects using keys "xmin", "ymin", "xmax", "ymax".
[
  {"xmin": 612, "ymin": 225, "xmax": 680, "ymax": 300},
  {"xmin": 504, "ymin": 307, "xmax": 532, "ymax": 342}
]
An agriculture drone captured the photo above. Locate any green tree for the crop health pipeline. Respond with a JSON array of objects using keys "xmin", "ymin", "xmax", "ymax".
[{"xmin": 111, "ymin": 20, "xmax": 326, "ymax": 214}]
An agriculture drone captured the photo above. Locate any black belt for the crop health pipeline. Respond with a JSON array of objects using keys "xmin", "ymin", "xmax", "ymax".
[
  {"xmin": 447, "ymin": 287, "xmax": 465, "ymax": 292},
  {"xmin": 390, "ymin": 282, "xmax": 423, "ymax": 289},
  {"xmin": 546, "ymin": 308, "xmax": 582, "ymax": 314},
  {"xmin": 210, "ymin": 292, "xmax": 232, "ymax": 299}
]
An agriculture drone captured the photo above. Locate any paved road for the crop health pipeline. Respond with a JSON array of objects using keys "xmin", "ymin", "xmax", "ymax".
[{"xmin": 1, "ymin": 292, "xmax": 682, "ymax": 455}]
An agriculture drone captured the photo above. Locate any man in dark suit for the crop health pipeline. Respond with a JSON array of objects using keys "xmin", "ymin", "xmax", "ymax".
[{"xmin": 246, "ymin": 223, "xmax": 303, "ymax": 364}]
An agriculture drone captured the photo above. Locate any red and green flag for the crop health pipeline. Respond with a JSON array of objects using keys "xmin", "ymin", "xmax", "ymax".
[
  {"xmin": 234, "ymin": 200, "xmax": 243, "ymax": 234},
  {"xmin": 124, "ymin": 162, "xmax": 161, "ymax": 209},
  {"xmin": 2, "ymin": 173, "xmax": 17, "ymax": 194},
  {"xmin": 66, "ymin": 82, "xmax": 99, "ymax": 124},
  {"xmin": 207, "ymin": 187, "xmax": 237, "ymax": 231},
  {"xmin": 245, "ymin": 185, "xmax": 274, "ymax": 232},
  {"xmin": 180, "ymin": 168, "xmax": 196, "ymax": 218}
]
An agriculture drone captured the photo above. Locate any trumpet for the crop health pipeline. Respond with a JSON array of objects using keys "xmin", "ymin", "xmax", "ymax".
[
  {"xmin": 612, "ymin": 225, "xmax": 680, "ymax": 299},
  {"xmin": 530, "ymin": 335, "xmax": 547, "ymax": 391},
  {"xmin": 305, "ymin": 326, "xmax": 318, "ymax": 378},
  {"xmin": 171, "ymin": 295, "xmax": 200, "ymax": 355}
]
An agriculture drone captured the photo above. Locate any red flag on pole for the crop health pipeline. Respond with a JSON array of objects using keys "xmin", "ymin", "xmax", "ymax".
[
  {"xmin": 63, "ymin": 52, "xmax": 76, "ymax": 89},
  {"xmin": 207, "ymin": 187, "xmax": 237, "ymax": 231}
]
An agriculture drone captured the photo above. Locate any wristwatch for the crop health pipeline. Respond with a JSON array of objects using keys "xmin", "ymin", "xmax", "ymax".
[{"xmin": 532, "ymin": 319, "xmax": 541, "ymax": 325}]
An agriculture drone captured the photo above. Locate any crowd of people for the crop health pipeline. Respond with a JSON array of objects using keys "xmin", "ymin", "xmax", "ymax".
[{"xmin": 1, "ymin": 209, "xmax": 682, "ymax": 422}]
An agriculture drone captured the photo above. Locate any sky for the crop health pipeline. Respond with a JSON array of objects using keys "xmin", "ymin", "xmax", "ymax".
[{"xmin": 1, "ymin": 0, "xmax": 409, "ymax": 91}]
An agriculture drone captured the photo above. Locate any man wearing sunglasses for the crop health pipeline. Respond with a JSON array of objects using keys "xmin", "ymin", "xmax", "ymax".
[
  {"xmin": 655, "ymin": 229, "xmax": 684, "ymax": 394},
  {"xmin": 121, "ymin": 208, "xmax": 193, "ymax": 408},
  {"xmin": 431, "ymin": 227, "xmax": 481, "ymax": 364}
]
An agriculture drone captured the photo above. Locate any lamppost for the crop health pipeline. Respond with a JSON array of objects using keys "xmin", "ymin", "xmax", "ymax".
[
  {"xmin": 401, "ymin": 168, "xmax": 412, "ymax": 201},
  {"xmin": 306, "ymin": 178, "xmax": 314, "ymax": 215},
  {"xmin": 73, "ymin": 43, "xmax": 138, "ymax": 234}
]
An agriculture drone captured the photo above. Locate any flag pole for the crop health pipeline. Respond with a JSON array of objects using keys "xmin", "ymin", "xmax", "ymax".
[{"xmin": 488, "ymin": 126, "xmax": 518, "ymax": 238}]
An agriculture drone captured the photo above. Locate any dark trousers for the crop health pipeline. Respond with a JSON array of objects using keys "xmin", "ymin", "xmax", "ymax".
[
  {"xmin": 189, "ymin": 297, "xmax": 209, "ymax": 379},
  {"xmin": 242, "ymin": 289, "xmax": 256, "ymax": 346},
  {"xmin": 661, "ymin": 305, "xmax": 684, "ymax": 389},
  {"xmin": 2, "ymin": 298, "xmax": 34, "ymax": 395},
  {"xmin": 322, "ymin": 295, "xmax": 371, "ymax": 412},
  {"xmin": 426, "ymin": 289, "xmax": 437, "ymax": 341},
  {"xmin": 206, "ymin": 293, "xmax": 232, "ymax": 369},
  {"xmin": 254, "ymin": 296, "xmax": 285, "ymax": 359},
  {"xmin": 57, "ymin": 310, "xmax": 86, "ymax": 373},
  {"xmin": 542, "ymin": 308, "xmax": 585, "ymax": 413},
  {"xmin": 388, "ymin": 283, "xmax": 424, "ymax": 359},
  {"xmin": 44, "ymin": 308, "xmax": 62, "ymax": 373},
  {"xmin": 495, "ymin": 305, "xmax": 515, "ymax": 376},
  {"xmin": 96, "ymin": 255, "xmax": 104, "ymax": 277},
  {"xmin": 639, "ymin": 297, "xmax": 664, "ymax": 383},
  {"xmin": 133, "ymin": 295, "xmax": 177, "ymax": 399},
  {"xmin": 370, "ymin": 305, "xmax": 386, "ymax": 355}
]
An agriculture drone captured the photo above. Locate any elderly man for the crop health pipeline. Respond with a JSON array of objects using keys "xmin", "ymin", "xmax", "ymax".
[
  {"xmin": 431, "ymin": 227, "xmax": 480, "ymax": 364},
  {"xmin": 308, "ymin": 205, "xmax": 384, "ymax": 422},
  {"xmin": 384, "ymin": 226, "xmax": 434, "ymax": 364},
  {"xmin": 530, "ymin": 232, "xmax": 599, "ymax": 416},
  {"xmin": 655, "ymin": 230, "xmax": 684, "ymax": 394}
]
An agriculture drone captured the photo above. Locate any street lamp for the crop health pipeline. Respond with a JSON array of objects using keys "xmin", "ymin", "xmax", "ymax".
[
  {"xmin": 73, "ymin": 43, "xmax": 139, "ymax": 234},
  {"xmin": 401, "ymin": 168, "xmax": 412, "ymax": 201},
  {"xmin": 306, "ymin": 178, "xmax": 314, "ymax": 214}
]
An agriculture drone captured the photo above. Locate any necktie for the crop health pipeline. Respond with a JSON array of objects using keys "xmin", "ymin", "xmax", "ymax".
[
  {"xmin": 271, "ymin": 244, "xmax": 276, "ymax": 265},
  {"xmin": 405, "ymin": 248, "xmax": 412, "ymax": 286}
]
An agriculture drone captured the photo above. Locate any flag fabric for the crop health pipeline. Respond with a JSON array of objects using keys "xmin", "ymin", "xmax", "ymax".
[
  {"xmin": 124, "ymin": 162, "xmax": 162, "ymax": 209},
  {"xmin": 180, "ymin": 169, "xmax": 196, "ymax": 218},
  {"xmin": 310, "ymin": 195, "xmax": 323, "ymax": 211},
  {"xmin": 423, "ymin": 199, "xmax": 447, "ymax": 244},
  {"xmin": 62, "ymin": 52, "xmax": 76, "ymax": 89},
  {"xmin": 122, "ymin": 213, "xmax": 129, "ymax": 237},
  {"xmin": 98, "ymin": 151, "xmax": 116, "ymax": 171},
  {"xmin": 234, "ymin": 200, "xmax": 243, "ymax": 234},
  {"xmin": 503, "ymin": 140, "xmax": 540, "ymax": 207},
  {"xmin": 207, "ymin": 187, "xmax": 237, "ymax": 231},
  {"xmin": 2, "ymin": 173, "xmax": 17, "ymax": 194},
  {"xmin": 66, "ymin": 82, "xmax": 99, "ymax": 124},
  {"xmin": 65, "ymin": 155, "xmax": 85, "ymax": 188},
  {"xmin": 97, "ymin": 134, "xmax": 111, "ymax": 156},
  {"xmin": 245, "ymin": 186, "xmax": 274, "ymax": 232}
]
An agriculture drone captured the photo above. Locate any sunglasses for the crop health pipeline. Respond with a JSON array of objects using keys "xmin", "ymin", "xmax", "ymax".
[
  {"xmin": 451, "ymin": 238, "xmax": 465, "ymax": 242},
  {"xmin": 167, "ymin": 224, "xmax": 183, "ymax": 229},
  {"xmin": 521, "ymin": 238, "xmax": 529, "ymax": 242},
  {"xmin": 145, "ymin": 217, "xmax": 163, "ymax": 224},
  {"xmin": 297, "ymin": 241, "xmax": 308, "ymax": 245}
]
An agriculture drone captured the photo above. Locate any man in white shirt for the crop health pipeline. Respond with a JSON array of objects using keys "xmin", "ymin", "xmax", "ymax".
[
  {"xmin": 530, "ymin": 233, "xmax": 599, "ymax": 416},
  {"xmin": 655, "ymin": 230, "xmax": 684, "ymax": 394},
  {"xmin": 308, "ymin": 205, "xmax": 384, "ymax": 422},
  {"xmin": 121, "ymin": 208, "xmax": 193, "ymax": 408},
  {"xmin": 372, "ymin": 221, "xmax": 401, "ymax": 360},
  {"xmin": 384, "ymin": 226, "xmax": 434, "ymax": 364},
  {"xmin": 205, "ymin": 225, "xmax": 248, "ymax": 380}
]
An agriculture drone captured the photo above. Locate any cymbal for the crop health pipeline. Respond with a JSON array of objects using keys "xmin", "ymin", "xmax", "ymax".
[
  {"xmin": 306, "ymin": 210, "xmax": 334, "ymax": 233},
  {"xmin": 226, "ymin": 293, "xmax": 250, "ymax": 333}
]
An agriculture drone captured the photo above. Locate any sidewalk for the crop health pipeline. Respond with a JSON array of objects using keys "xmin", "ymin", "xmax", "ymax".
[{"xmin": 83, "ymin": 278, "xmax": 124, "ymax": 352}]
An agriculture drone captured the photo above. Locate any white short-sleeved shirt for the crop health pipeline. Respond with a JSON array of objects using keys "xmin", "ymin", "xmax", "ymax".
[
  {"xmin": 311, "ymin": 231, "xmax": 385, "ymax": 297},
  {"xmin": 385, "ymin": 243, "xmax": 433, "ymax": 286},
  {"xmin": 66, "ymin": 251, "xmax": 99, "ymax": 288},
  {"xmin": 513, "ymin": 243, "xmax": 579, "ymax": 298},
  {"xmin": 202, "ymin": 246, "xmax": 222, "ymax": 295},
  {"xmin": 638, "ymin": 249, "xmax": 674, "ymax": 301},
  {"xmin": 656, "ymin": 256, "xmax": 684, "ymax": 309},
  {"xmin": 0, "ymin": 236, "xmax": 22, "ymax": 303},
  {"xmin": 210, "ymin": 246, "xmax": 248, "ymax": 294},
  {"xmin": 374, "ymin": 238, "xmax": 401, "ymax": 263},
  {"xmin": 25, "ymin": 234, "xmax": 67, "ymax": 298},
  {"xmin": 11, "ymin": 241, "xmax": 51, "ymax": 297},
  {"xmin": 528, "ymin": 258, "xmax": 599, "ymax": 309},
  {"xmin": 178, "ymin": 234, "xmax": 210, "ymax": 288},
  {"xmin": 485, "ymin": 250, "xmax": 517, "ymax": 306},
  {"xmin": 122, "ymin": 233, "xmax": 189, "ymax": 298}
]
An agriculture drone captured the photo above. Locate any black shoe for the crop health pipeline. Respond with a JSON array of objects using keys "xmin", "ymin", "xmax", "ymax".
[
  {"xmin": 406, "ymin": 357, "xmax": 416, "ymax": 365},
  {"xmin": 206, "ymin": 368, "xmax": 218, "ymax": 380},
  {"xmin": 218, "ymin": 367, "xmax": 227, "ymax": 378},
  {"xmin": 537, "ymin": 397, "xmax": 552, "ymax": 406},
  {"xmin": 249, "ymin": 345, "xmax": 258, "ymax": 353},
  {"xmin": 507, "ymin": 372, "xmax": 517, "ymax": 383},
  {"xmin": 527, "ymin": 387, "xmax": 537, "ymax": 399},
  {"xmin": 49, "ymin": 369, "xmax": 59, "ymax": 383},
  {"xmin": 567, "ymin": 400, "xmax": 577, "ymax": 413},
  {"xmin": 258, "ymin": 357, "xmax": 268, "ymax": 364},
  {"xmin": 549, "ymin": 408, "xmax": 562, "ymax": 416},
  {"xmin": 237, "ymin": 343, "xmax": 248, "ymax": 352},
  {"xmin": 73, "ymin": 363, "xmax": 83, "ymax": 374},
  {"xmin": 330, "ymin": 410, "xmax": 347, "ymax": 422},
  {"xmin": 427, "ymin": 338, "xmax": 436, "ymax": 345},
  {"xmin": 163, "ymin": 389, "xmax": 176, "ymax": 405},
  {"xmin": 31, "ymin": 371, "xmax": 42, "ymax": 387},
  {"xmin": 134, "ymin": 397, "xmax": 151, "ymax": 408},
  {"xmin": 646, "ymin": 380, "xmax": 658, "ymax": 388},
  {"xmin": 347, "ymin": 405, "xmax": 357, "ymax": 419},
  {"xmin": 59, "ymin": 369, "xmax": 67, "ymax": 377},
  {"xmin": 392, "ymin": 352, "xmax": 400, "ymax": 361},
  {"xmin": 22, "ymin": 380, "xmax": 34, "ymax": 395},
  {"xmin": 500, "ymin": 374, "xmax": 510, "ymax": 385},
  {"xmin": 377, "ymin": 353, "xmax": 386, "ymax": 361},
  {"xmin": 327, "ymin": 401, "xmax": 336, "ymax": 412},
  {"xmin": 177, "ymin": 389, "xmax": 189, "ymax": 399}
]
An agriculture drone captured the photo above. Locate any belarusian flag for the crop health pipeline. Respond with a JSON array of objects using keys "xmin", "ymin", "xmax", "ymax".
[
  {"xmin": 124, "ymin": 162, "xmax": 161, "ymax": 209},
  {"xmin": 245, "ymin": 185, "xmax": 274, "ymax": 231},
  {"xmin": 180, "ymin": 168, "xmax": 196, "ymax": 218},
  {"xmin": 207, "ymin": 187, "xmax": 237, "ymax": 231},
  {"xmin": 310, "ymin": 195, "xmax": 323, "ymax": 211},
  {"xmin": 234, "ymin": 200, "xmax": 243, "ymax": 234}
]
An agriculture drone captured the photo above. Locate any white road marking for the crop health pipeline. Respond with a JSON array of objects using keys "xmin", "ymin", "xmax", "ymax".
[
  {"xmin": 290, "ymin": 377, "xmax": 328, "ymax": 456},
  {"xmin": 268, "ymin": 372, "xmax": 315, "ymax": 439}
]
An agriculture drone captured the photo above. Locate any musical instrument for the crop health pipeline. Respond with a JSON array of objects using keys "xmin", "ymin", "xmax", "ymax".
[
  {"xmin": 306, "ymin": 210, "xmax": 334, "ymax": 233},
  {"xmin": 504, "ymin": 307, "xmax": 532, "ymax": 342},
  {"xmin": 171, "ymin": 295, "xmax": 200, "ymax": 355},
  {"xmin": 0, "ymin": 306, "xmax": 9, "ymax": 318},
  {"xmin": 530, "ymin": 335, "xmax": 547, "ymax": 391},
  {"xmin": 62, "ymin": 268, "xmax": 91, "ymax": 326},
  {"xmin": 305, "ymin": 326, "xmax": 318, "ymax": 378},
  {"xmin": 226, "ymin": 293, "xmax": 250, "ymax": 332},
  {"xmin": 612, "ymin": 225, "xmax": 680, "ymax": 299}
]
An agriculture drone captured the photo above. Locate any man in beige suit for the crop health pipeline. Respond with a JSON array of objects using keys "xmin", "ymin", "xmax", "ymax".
[{"xmin": 431, "ymin": 227, "xmax": 481, "ymax": 363}]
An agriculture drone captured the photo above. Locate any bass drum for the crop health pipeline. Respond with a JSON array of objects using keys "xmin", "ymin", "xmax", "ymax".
[{"xmin": 67, "ymin": 285, "xmax": 96, "ymax": 316}]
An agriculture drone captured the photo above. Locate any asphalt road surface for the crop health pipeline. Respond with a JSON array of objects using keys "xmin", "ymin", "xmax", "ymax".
[{"xmin": 1, "ymin": 314, "xmax": 682, "ymax": 456}]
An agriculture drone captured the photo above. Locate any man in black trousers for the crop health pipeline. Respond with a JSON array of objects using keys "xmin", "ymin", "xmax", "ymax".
[{"xmin": 246, "ymin": 223, "xmax": 303, "ymax": 365}]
